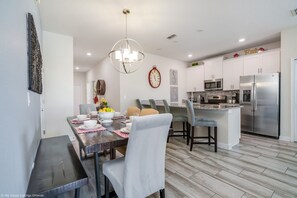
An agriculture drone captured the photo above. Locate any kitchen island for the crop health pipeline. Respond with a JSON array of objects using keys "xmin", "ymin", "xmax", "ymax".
[{"xmin": 143, "ymin": 102, "xmax": 241, "ymax": 150}]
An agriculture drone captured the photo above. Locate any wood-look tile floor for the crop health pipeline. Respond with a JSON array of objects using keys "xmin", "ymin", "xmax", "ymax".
[{"xmin": 59, "ymin": 134, "xmax": 297, "ymax": 198}]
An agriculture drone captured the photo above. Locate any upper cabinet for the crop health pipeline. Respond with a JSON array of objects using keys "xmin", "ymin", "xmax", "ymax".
[
  {"xmin": 223, "ymin": 57, "xmax": 244, "ymax": 90},
  {"xmin": 243, "ymin": 48, "xmax": 280, "ymax": 75},
  {"xmin": 186, "ymin": 65, "xmax": 205, "ymax": 92},
  {"xmin": 204, "ymin": 56, "xmax": 224, "ymax": 80}
]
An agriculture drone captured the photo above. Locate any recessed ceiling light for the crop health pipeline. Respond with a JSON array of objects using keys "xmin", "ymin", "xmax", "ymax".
[
  {"xmin": 238, "ymin": 38, "xmax": 246, "ymax": 43},
  {"xmin": 75, "ymin": 66, "xmax": 79, "ymax": 70},
  {"xmin": 188, "ymin": 54, "xmax": 193, "ymax": 58},
  {"xmin": 86, "ymin": 52, "xmax": 92, "ymax": 56}
]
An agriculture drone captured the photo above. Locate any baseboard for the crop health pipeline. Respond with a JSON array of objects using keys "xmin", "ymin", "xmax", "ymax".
[
  {"xmin": 218, "ymin": 142, "xmax": 233, "ymax": 150},
  {"xmin": 279, "ymin": 135, "xmax": 291, "ymax": 142}
]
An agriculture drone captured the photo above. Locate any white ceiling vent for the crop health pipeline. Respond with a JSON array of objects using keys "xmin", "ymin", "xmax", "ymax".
[
  {"xmin": 291, "ymin": 9, "xmax": 297, "ymax": 16},
  {"xmin": 167, "ymin": 34, "xmax": 177, "ymax": 40}
]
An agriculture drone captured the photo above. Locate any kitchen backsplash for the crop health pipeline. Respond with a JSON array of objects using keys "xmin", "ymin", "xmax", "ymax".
[{"xmin": 187, "ymin": 90, "xmax": 240, "ymax": 103}]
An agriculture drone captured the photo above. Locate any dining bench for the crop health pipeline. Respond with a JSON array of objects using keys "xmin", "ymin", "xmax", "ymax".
[{"xmin": 26, "ymin": 135, "xmax": 88, "ymax": 198}]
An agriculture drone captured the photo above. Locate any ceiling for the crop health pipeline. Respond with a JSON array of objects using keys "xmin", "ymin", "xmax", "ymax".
[{"xmin": 38, "ymin": 0, "xmax": 297, "ymax": 72}]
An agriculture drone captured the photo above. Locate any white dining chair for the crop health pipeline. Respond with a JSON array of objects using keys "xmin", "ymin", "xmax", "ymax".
[
  {"xmin": 79, "ymin": 104, "xmax": 96, "ymax": 114},
  {"xmin": 103, "ymin": 113, "xmax": 173, "ymax": 198}
]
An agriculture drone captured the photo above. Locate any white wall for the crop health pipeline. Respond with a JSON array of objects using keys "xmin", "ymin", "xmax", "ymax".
[
  {"xmin": 0, "ymin": 0, "xmax": 42, "ymax": 195},
  {"xmin": 120, "ymin": 53, "xmax": 188, "ymax": 112},
  {"xmin": 43, "ymin": 31, "xmax": 74, "ymax": 139},
  {"xmin": 86, "ymin": 53, "xmax": 187, "ymax": 112},
  {"xmin": 74, "ymin": 72, "xmax": 86, "ymax": 115},
  {"xmin": 280, "ymin": 26, "xmax": 297, "ymax": 140},
  {"xmin": 86, "ymin": 58, "xmax": 121, "ymax": 111}
]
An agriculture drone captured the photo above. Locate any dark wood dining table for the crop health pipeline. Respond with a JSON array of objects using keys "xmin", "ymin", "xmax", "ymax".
[{"xmin": 67, "ymin": 116, "xmax": 128, "ymax": 198}]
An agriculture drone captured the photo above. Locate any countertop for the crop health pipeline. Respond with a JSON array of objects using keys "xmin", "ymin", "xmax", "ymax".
[
  {"xmin": 170, "ymin": 103, "xmax": 241, "ymax": 110},
  {"xmin": 142, "ymin": 102, "xmax": 241, "ymax": 111}
]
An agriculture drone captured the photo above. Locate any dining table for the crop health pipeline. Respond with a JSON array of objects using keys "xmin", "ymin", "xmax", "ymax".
[{"xmin": 67, "ymin": 116, "xmax": 128, "ymax": 198}]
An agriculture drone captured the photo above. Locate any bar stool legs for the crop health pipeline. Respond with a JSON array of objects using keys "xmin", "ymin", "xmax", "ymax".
[{"xmin": 189, "ymin": 125, "xmax": 217, "ymax": 152}]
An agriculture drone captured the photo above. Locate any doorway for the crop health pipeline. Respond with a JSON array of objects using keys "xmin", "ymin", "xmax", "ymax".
[{"xmin": 74, "ymin": 85, "xmax": 83, "ymax": 115}]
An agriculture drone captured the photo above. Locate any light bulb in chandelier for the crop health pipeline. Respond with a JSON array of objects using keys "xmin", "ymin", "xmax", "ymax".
[{"xmin": 108, "ymin": 9, "xmax": 145, "ymax": 74}]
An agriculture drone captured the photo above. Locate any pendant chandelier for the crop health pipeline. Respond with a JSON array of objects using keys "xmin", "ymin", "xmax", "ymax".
[{"xmin": 108, "ymin": 9, "xmax": 145, "ymax": 74}]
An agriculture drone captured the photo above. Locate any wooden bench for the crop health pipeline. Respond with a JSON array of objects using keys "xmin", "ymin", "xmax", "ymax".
[{"xmin": 26, "ymin": 135, "xmax": 88, "ymax": 198}]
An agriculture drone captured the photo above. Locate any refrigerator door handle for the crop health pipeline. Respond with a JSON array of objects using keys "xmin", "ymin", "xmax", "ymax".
[{"xmin": 253, "ymin": 83, "xmax": 257, "ymax": 111}]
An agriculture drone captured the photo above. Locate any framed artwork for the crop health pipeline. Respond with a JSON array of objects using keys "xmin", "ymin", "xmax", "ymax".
[
  {"xmin": 170, "ymin": 87, "xmax": 178, "ymax": 103},
  {"xmin": 27, "ymin": 13, "xmax": 43, "ymax": 94},
  {"xmin": 170, "ymin": 69, "xmax": 178, "ymax": 85}
]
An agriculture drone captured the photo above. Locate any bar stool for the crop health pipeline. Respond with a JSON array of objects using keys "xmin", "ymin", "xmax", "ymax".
[
  {"xmin": 163, "ymin": 100, "xmax": 189, "ymax": 142},
  {"xmin": 149, "ymin": 99, "xmax": 158, "ymax": 110},
  {"xmin": 185, "ymin": 100, "xmax": 217, "ymax": 152},
  {"xmin": 136, "ymin": 99, "xmax": 143, "ymax": 110}
]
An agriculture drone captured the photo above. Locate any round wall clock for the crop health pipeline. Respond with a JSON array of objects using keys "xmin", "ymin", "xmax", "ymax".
[{"xmin": 148, "ymin": 66, "xmax": 161, "ymax": 88}]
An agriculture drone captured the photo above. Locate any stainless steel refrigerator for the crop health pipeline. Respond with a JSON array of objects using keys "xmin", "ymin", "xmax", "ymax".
[{"xmin": 240, "ymin": 73, "xmax": 280, "ymax": 138}]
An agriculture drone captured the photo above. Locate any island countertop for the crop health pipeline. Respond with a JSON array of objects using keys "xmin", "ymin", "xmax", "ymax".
[
  {"xmin": 170, "ymin": 103, "xmax": 241, "ymax": 110},
  {"xmin": 143, "ymin": 102, "xmax": 242, "ymax": 111}
]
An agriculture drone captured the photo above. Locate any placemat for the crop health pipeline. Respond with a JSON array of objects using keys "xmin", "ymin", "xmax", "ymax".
[
  {"xmin": 114, "ymin": 130, "xmax": 129, "ymax": 138},
  {"xmin": 71, "ymin": 118, "xmax": 90, "ymax": 124},
  {"xmin": 76, "ymin": 126, "xmax": 106, "ymax": 134}
]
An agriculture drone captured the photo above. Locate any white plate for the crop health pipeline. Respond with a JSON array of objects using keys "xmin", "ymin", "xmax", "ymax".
[
  {"xmin": 79, "ymin": 124, "xmax": 102, "ymax": 130},
  {"xmin": 120, "ymin": 127, "xmax": 130, "ymax": 134}
]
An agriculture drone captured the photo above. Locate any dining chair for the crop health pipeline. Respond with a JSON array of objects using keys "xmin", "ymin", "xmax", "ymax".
[
  {"xmin": 135, "ymin": 99, "xmax": 143, "ymax": 110},
  {"xmin": 140, "ymin": 108, "xmax": 159, "ymax": 116},
  {"xmin": 103, "ymin": 113, "xmax": 173, "ymax": 198},
  {"xmin": 163, "ymin": 100, "xmax": 189, "ymax": 142},
  {"xmin": 117, "ymin": 107, "xmax": 158, "ymax": 156},
  {"xmin": 149, "ymin": 99, "xmax": 157, "ymax": 110},
  {"xmin": 185, "ymin": 100, "xmax": 218, "ymax": 152},
  {"xmin": 79, "ymin": 104, "xmax": 96, "ymax": 114},
  {"xmin": 116, "ymin": 106, "xmax": 141, "ymax": 156},
  {"xmin": 126, "ymin": 106, "xmax": 141, "ymax": 117}
]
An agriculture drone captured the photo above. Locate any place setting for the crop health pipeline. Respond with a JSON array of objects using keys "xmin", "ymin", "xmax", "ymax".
[
  {"xmin": 76, "ymin": 120, "xmax": 107, "ymax": 134},
  {"xmin": 71, "ymin": 114, "xmax": 90, "ymax": 124},
  {"xmin": 114, "ymin": 122, "xmax": 132, "ymax": 138}
]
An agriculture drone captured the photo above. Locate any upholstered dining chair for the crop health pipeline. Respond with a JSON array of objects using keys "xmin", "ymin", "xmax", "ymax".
[
  {"xmin": 140, "ymin": 108, "xmax": 159, "ymax": 116},
  {"xmin": 185, "ymin": 100, "xmax": 218, "ymax": 152},
  {"xmin": 79, "ymin": 104, "xmax": 96, "ymax": 114},
  {"xmin": 103, "ymin": 113, "xmax": 173, "ymax": 198},
  {"xmin": 163, "ymin": 100, "xmax": 189, "ymax": 142},
  {"xmin": 149, "ymin": 99, "xmax": 158, "ymax": 110},
  {"xmin": 126, "ymin": 106, "xmax": 141, "ymax": 117}
]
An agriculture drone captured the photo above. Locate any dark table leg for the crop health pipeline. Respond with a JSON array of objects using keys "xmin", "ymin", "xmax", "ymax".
[
  {"xmin": 110, "ymin": 148, "xmax": 116, "ymax": 160},
  {"xmin": 94, "ymin": 152, "xmax": 101, "ymax": 198},
  {"xmin": 75, "ymin": 188, "xmax": 80, "ymax": 198}
]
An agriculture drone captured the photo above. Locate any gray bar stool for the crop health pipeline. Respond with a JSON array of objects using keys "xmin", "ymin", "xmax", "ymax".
[
  {"xmin": 149, "ymin": 99, "xmax": 158, "ymax": 110},
  {"xmin": 136, "ymin": 99, "xmax": 143, "ymax": 110},
  {"xmin": 185, "ymin": 100, "xmax": 218, "ymax": 152},
  {"xmin": 163, "ymin": 100, "xmax": 188, "ymax": 142}
]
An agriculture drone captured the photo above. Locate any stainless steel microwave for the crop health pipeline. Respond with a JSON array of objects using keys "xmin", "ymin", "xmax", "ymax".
[{"xmin": 204, "ymin": 79, "xmax": 223, "ymax": 91}]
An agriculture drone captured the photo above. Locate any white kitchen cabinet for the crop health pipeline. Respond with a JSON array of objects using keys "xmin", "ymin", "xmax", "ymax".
[
  {"xmin": 186, "ymin": 65, "xmax": 204, "ymax": 92},
  {"xmin": 261, "ymin": 49, "xmax": 280, "ymax": 73},
  {"xmin": 243, "ymin": 54, "xmax": 260, "ymax": 75},
  {"xmin": 243, "ymin": 48, "xmax": 280, "ymax": 75},
  {"xmin": 223, "ymin": 57, "xmax": 243, "ymax": 90},
  {"xmin": 204, "ymin": 56, "xmax": 223, "ymax": 80}
]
